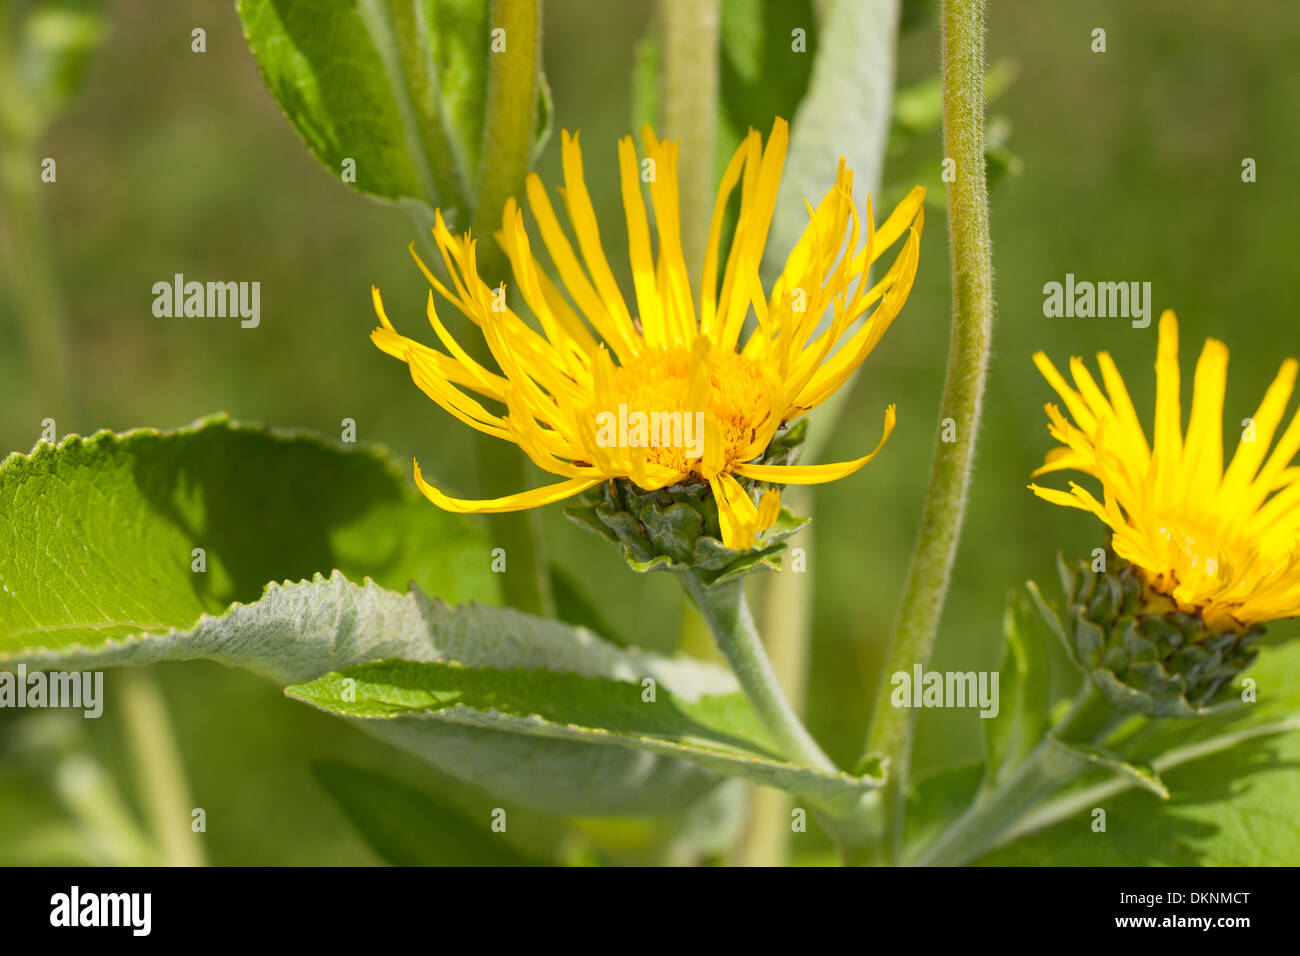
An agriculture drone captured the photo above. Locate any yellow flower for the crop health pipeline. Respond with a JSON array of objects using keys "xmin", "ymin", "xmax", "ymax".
[
  {"xmin": 1031, "ymin": 310, "xmax": 1300, "ymax": 629},
  {"xmin": 371, "ymin": 118, "xmax": 924, "ymax": 550}
]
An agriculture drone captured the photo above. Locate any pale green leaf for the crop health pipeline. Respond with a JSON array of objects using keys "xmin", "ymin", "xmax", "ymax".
[
  {"xmin": 2, "ymin": 568, "xmax": 788, "ymax": 816},
  {"xmin": 287, "ymin": 656, "xmax": 883, "ymax": 807}
]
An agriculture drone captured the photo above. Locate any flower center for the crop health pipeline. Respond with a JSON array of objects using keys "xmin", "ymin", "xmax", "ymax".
[{"xmin": 603, "ymin": 344, "xmax": 776, "ymax": 475}]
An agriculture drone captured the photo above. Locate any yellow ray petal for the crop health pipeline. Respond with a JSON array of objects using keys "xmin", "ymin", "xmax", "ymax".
[
  {"xmin": 525, "ymin": 170, "xmax": 640, "ymax": 360},
  {"xmin": 736, "ymin": 405, "xmax": 896, "ymax": 484},
  {"xmin": 560, "ymin": 131, "xmax": 640, "ymax": 351},
  {"xmin": 617, "ymin": 135, "xmax": 665, "ymax": 345},
  {"xmin": 1180, "ymin": 337, "xmax": 1229, "ymax": 496},
  {"xmin": 1222, "ymin": 358, "xmax": 1299, "ymax": 495},
  {"xmin": 1151, "ymin": 310, "xmax": 1183, "ymax": 490},
  {"xmin": 413, "ymin": 462, "xmax": 600, "ymax": 514},
  {"xmin": 1032, "ymin": 352, "xmax": 1097, "ymax": 434},
  {"xmin": 700, "ymin": 134, "xmax": 753, "ymax": 339}
]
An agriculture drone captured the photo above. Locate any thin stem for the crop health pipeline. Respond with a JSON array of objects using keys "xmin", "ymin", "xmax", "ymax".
[
  {"xmin": 743, "ymin": 489, "xmax": 813, "ymax": 866},
  {"xmin": 118, "ymin": 669, "xmax": 207, "ymax": 867},
  {"xmin": 656, "ymin": 0, "xmax": 800, "ymax": 865},
  {"xmin": 862, "ymin": 0, "xmax": 994, "ymax": 863},
  {"xmin": 657, "ymin": 0, "xmax": 719, "ymax": 286},
  {"xmin": 914, "ymin": 682, "xmax": 1111, "ymax": 867},
  {"xmin": 462, "ymin": 0, "xmax": 552, "ymax": 617},
  {"xmin": 682, "ymin": 572, "xmax": 836, "ymax": 774},
  {"xmin": 683, "ymin": 570, "xmax": 883, "ymax": 860},
  {"xmin": 472, "ymin": 0, "xmax": 541, "ymax": 246}
]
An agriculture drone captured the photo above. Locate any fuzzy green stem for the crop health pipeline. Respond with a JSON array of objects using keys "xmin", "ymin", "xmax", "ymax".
[
  {"xmin": 914, "ymin": 683, "xmax": 1113, "ymax": 866},
  {"xmin": 682, "ymin": 572, "xmax": 835, "ymax": 774},
  {"xmin": 743, "ymin": 490, "xmax": 814, "ymax": 865},
  {"xmin": 463, "ymin": 0, "xmax": 552, "ymax": 617},
  {"xmin": 862, "ymin": 0, "xmax": 994, "ymax": 864},
  {"xmin": 472, "ymin": 0, "xmax": 541, "ymax": 245},
  {"xmin": 118, "ymin": 669, "xmax": 207, "ymax": 866},
  {"xmin": 683, "ymin": 570, "xmax": 882, "ymax": 860},
  {"xmin": 657, "ymin": 0, "xmax": 719, "ymax": 284}
]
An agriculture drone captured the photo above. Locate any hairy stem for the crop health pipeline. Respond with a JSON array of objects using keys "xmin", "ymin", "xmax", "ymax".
[
  {"xmin": 682, "ymin": 572, "xmax": 835, "ymax": 774},
  {"xmin": 862, "ymin": 0, "xmax": 995, "ymax": 863},
  {"xmin": 742, "ymin": 490, "xmax": 814, "ymax": 865},
  {"xmin": 657, "ymin": 0, "xmax": 719, "ymax": 285},
  {"xmin": 462, "ymin": 0, "xmax": 552, "ymax": 616}
]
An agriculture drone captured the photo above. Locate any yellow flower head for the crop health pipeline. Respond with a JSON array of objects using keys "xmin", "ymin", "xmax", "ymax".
[
  {"xmin": 1031, "ymin": 310, "xmax": 1300, "ymax": 630},
  {"xmin": 372, "ymin": 118, "xmax": 924, "ymax": 550}
]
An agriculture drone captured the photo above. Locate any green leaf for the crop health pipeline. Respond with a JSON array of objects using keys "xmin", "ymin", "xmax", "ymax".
[
  {"xmin": 235, "ymin": 0, "xmax": 548, "ymax": 220},
  {"xmin": 288, "ymin": 656, "xmax": 883, "ymax": 808},
  {"xmin": 0, "ymin": 416, "xmax": 497, "ymax": 662},
  {"xmin": 717, "ymin": 0, "xmax": 817, "ymax": 176},
  {"xmin": 974, "ymin": 643, "xmax": 1300, "ymax": 865},
  {"xmin": 311, "ymin": 762, "xmax": 538, "ymax": 865},
  {"xmin": 763, "ymin": 0, "xmax": 897, "ymax": 278},
  {"xmin": 2, "ymin": 569, "xmax": 811, "ymax": 816},
  {"xmin": 1047, "ymin": 739, "xmax": 1169, "ymax": 799},
  {"xmin": 977, "ymin": 729, "xmax": 1300, "ymax": 866},
  {"xmin": 982, "ymin": 589, "xmax": 1051, "ymax": 788}
]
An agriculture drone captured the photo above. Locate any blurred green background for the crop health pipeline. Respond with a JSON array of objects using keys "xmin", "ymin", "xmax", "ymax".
[{"xmin": 2, "ymin": 0, "xmax": 1298, "ymax": 863}]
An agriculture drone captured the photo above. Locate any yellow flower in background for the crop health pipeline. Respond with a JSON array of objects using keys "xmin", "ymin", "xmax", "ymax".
[
  {"xmin": 1031, "ymin": 310, "xmax": 1300, "ymax": 629},
  {"xmin": 372, "ymin": 118, "xmax": 924, "ymax": 550}
]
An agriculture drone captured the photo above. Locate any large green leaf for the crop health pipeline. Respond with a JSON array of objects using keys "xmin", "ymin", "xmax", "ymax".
[
  {"xmin": 288, "ymin": 655, "xmax": 883, "ymax": 810},
  {"xmin": 235, "ymin": 0, "xmax": 550, "ymax": 219},
  {"xmin": 0, "ymin": 416, "xmax": 497, "ymax": 662},
  {"xmin": 1, "ymin": 565, "xmax": 812, "ymax": 816}
]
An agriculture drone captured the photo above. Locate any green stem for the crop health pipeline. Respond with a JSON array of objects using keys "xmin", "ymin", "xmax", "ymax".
[
  {"xmin": 655, "ymin": 0, "xmax": 800, "ymax": 864},
  {"xmin": 682, "ymin": 572, "xmax": 835, "ymax": 774},
  {"xmin": 463, "ymin": 0, "xmax": 552, "ymax": 617},
  {"xmin": 118, "ymin": 669, "xmax": 207, "ymax": 866},
  {"xmin": 472, "ymin": 0, "xmax": 541, "ymax": 246},
  {"xmin": 657, "ymin": 0, "xmax": 719, "ymax": 285},
  {"xmin": 914, "ymin": 682, "xmax": 1113, "ymax": 867},
  {"xmin": 743, "ymin": 488, "xmax": 813, "ymax": 866},
  {"xmin": 683, "ymin": 570, "xmax": 881, "ymax": 860},
  {"xmin": 861, "ymin": 0, "xmax": 994, "ymax": 863}
]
